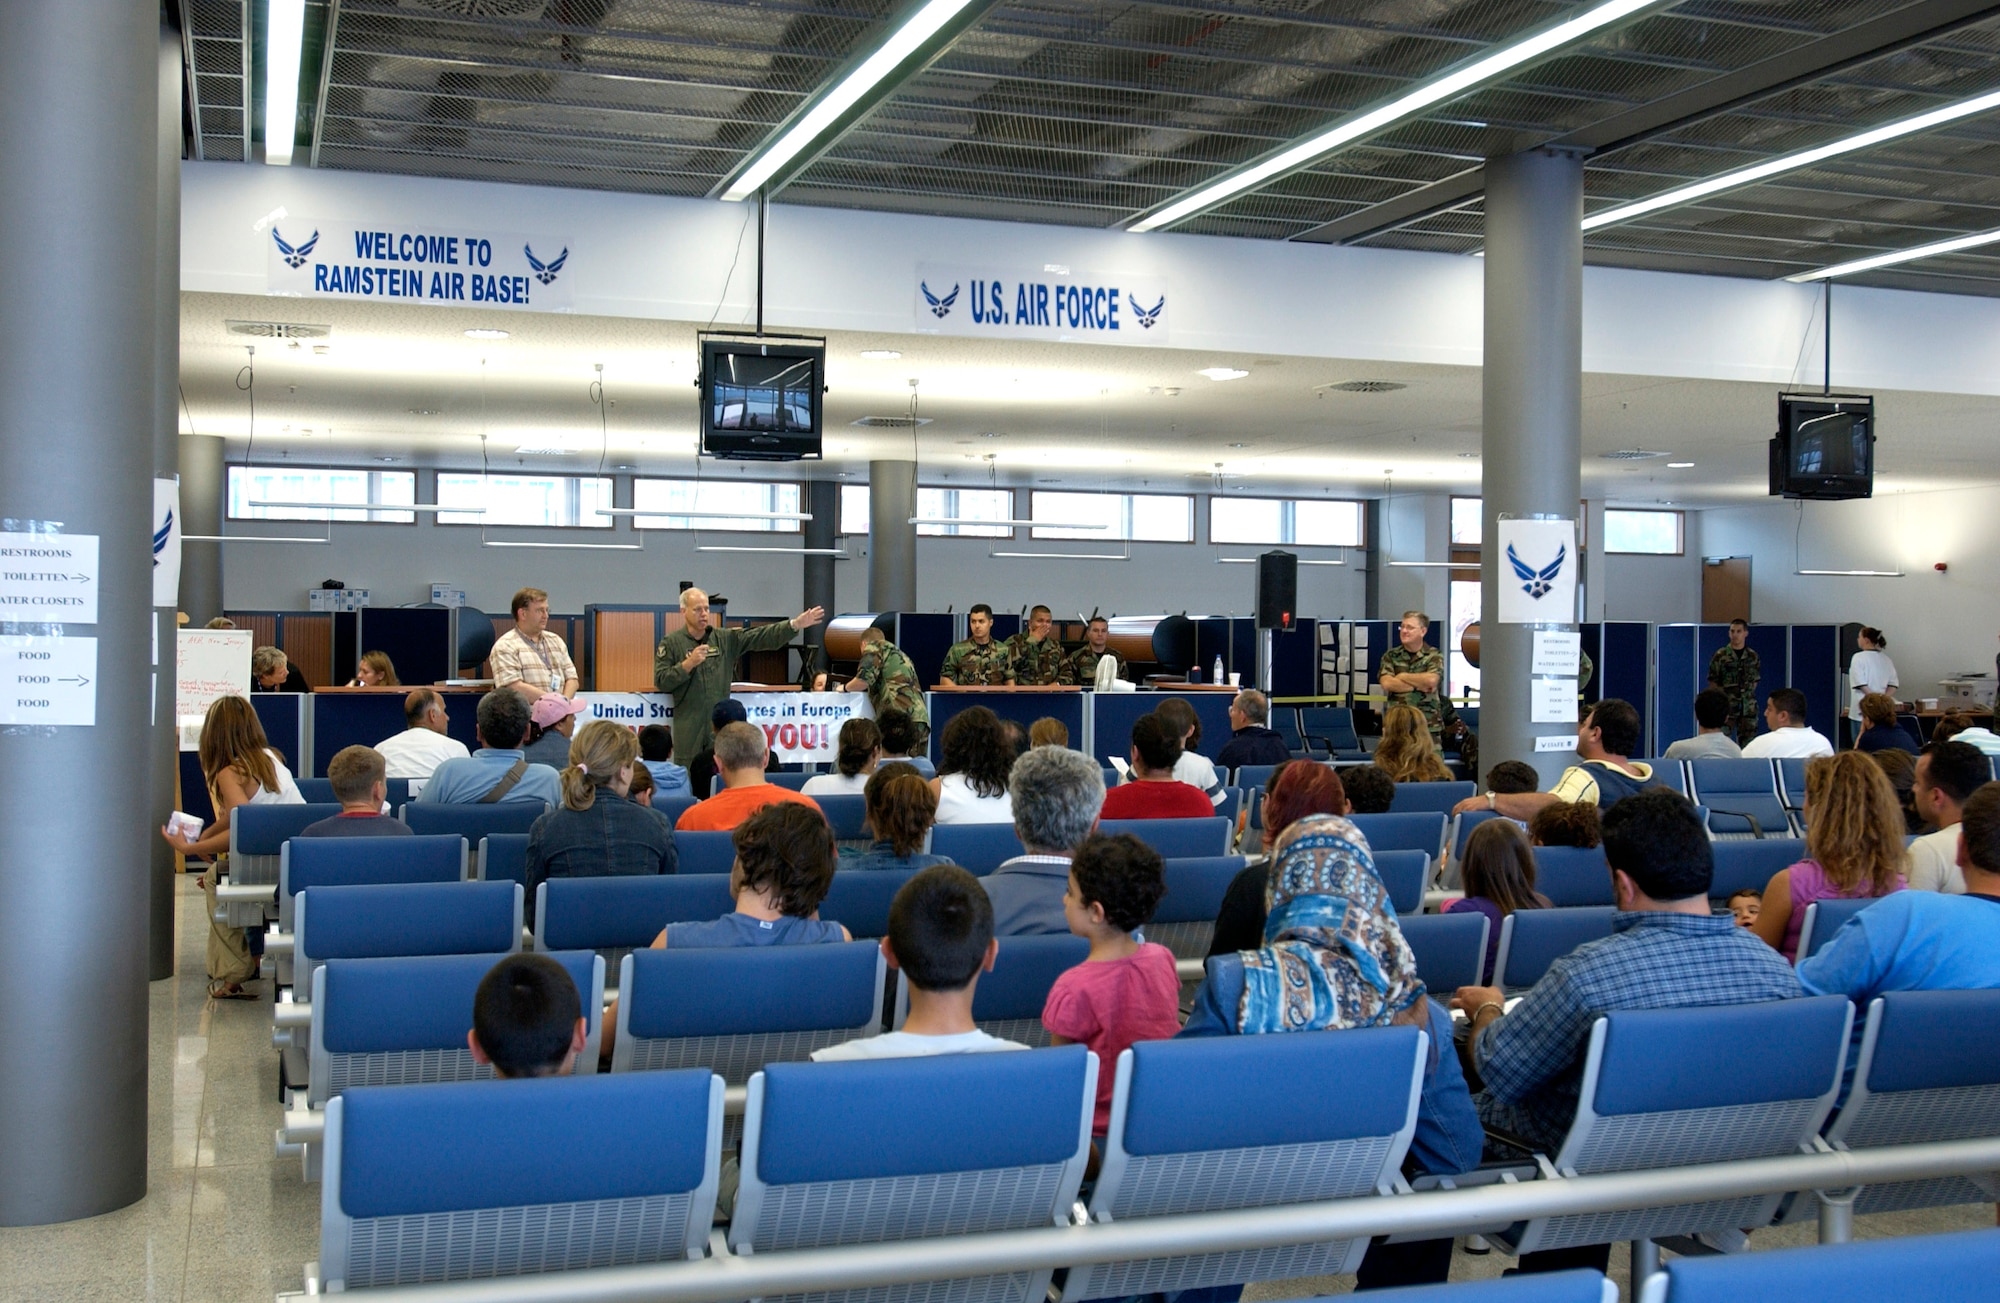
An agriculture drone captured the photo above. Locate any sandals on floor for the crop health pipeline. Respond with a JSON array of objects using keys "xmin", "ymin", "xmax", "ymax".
[{"xmin": 208, "ymin": 981, "xmax": 257, "ymax": 1001}]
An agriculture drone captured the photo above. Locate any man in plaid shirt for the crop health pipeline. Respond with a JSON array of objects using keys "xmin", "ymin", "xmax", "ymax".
[{"xmin": 1451, "ymin": 788, "xmax": 1802, "ymax": 1274}]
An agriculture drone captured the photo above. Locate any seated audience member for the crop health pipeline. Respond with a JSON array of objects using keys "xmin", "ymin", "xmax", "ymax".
[
  {"xmin": 1798, "ymin": 782, "xmax": 2000, "ymax": 1006},
  {"xmin": 1663, "ymin": 688, "xmax": 1744, "ymax": 761},
  {"xmin": 1907, "ymin": 740, "xmax": 1990, "ymax": 893},
  {"xmin": 931, "ymin": 706, "xmax": 1017, "ymax": 825},
  {"xmin": 251, "ymin": 645, "xmax": 311, "ymax": 693},
  {"xmin": 1154, "ymin": 696, "xmax": 1226, "ymax": 806},
  {"xmin": 655, "ymin": 803, "xmax": 849, "ymax": 947},
  {"xmin": 877, "ymin": 707, "xmax": 937, "ymax": 779},
  {"xmin": 687, "ymin": 699, "xmax": 773, "ymax": 799},
  {"xmin": 1934, "ymin": 711, "xmax": 2000, "ymax": 757},
  {"xmin": 1451, "ymin": 789, "xmax": 1802, "ymax": 1275},
  {"xmin": 1752, "ymin": 752, "xmax": 1907, "ymax": 962},
  {"xmin": 677, "ymin": 723, "xmax": 822, "ymax": 832},
  {"xmin": 1028, "ymin": 717, "xmax": 1069, "ymax": 750},
  {"xmin": 1728, "ymin": 888, "xmax": 1762, "ymax": 929},
  {"xmin": 1852, "ymin": 692, "xmax": 1917, "ymax": 755},
  {"xmin": 636, "ymin": 724, "xmax": 691, "ymax": 801},
  {"xmin": 1374, "ymin": 704, "xmax": 1454, "ymax": 784},
  {"xmin": 1216, "ymin": 689, "xmax": 1293, "ymax": 771},
  {"xmin": 1453, "ymin": 701, "xmax": 1651, "ymax": 819},
  {"xmin": 1100, "ymin": 712, "xmax": 1214, "ymax": 820},
  {"xmin": 1870, "ymin": 748, "xmax": 1923, "ymax": 835},
  {"xmin": 521, "ymin": 693, "xmax": 587, "ymax": 770},
  {"xmin": 1043, "ymin": 834, "xmax": 1182, "ymax": 1137},
  {"xmin": 982, "ymin": 746, "xmax": 1105, "ymax": 936},
  {"xmin": 1001, "ymin": 718, "xmax": 1032, "ymax": 759},
  {"xmin": 204, "ymin": 616, "xmax": 236, "ymax": 630},
  {"xmin": 524, "ymin": 720, "xmax": 675, "ymax": 917},
  {"xmin": 1341, "ymin": 763, "xmax": 1396, "ymax": 814},
  {"xmin": 1740, "ymin": 688, "xmax": 1835, "ymax": 759},
  {"xmin": 626, "ymin": 762, "xmax": 655, "ymax": 807},
  {"xmin": 1446, "ymin": 818, "xmax": 1550, "ymax": 984},
  {"xmin": 468, "ymin": 954, "xmax": 587, "ymax": 1079},
  {"xmin": 347, "ymin": 649, "xmax": 400, "ymax": 688},
  {"xmin": 374, "ymin": 688, "xmax": 471, "ymax": 783},
  {"xmin": 803, "ymin": 717, "xmax": 881, "ymax": 797},
  {"xmin": 813, "ymin": 865, "xmax": 1026, "ymax": 1059},
  {"xmin": 1528, "ymin": 800, "xmax": 1600, "ymax": 849},
  {"xmin": 300, "ymin": 746, "xmax": 414, "ymax": 838},
  {"xmin": 416, "ymin": 691, "xmax": 561, "ymax": 807},
  {"xmin": 842, "ymin": 763, "xmax": 952, "ymax": 872},
  {"xmin": 1208, "ymin": 761, "xmax": 1349, "ymax": 956},
  {"xmin": 1185, "ymin": 814, "xmax": 1481, "ymax": 1290},
  {"xmin": 1483, "ymin": 760, "xmax": 1541, "ymax": 796}
]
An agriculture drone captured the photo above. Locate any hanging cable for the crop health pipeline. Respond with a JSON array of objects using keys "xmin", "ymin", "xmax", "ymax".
[{"xmin": 236, "ymin": 346, "xmax": 257, "ymax": 467}]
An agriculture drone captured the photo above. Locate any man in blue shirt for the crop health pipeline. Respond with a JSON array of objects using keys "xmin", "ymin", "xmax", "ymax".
[
  {"xmin": 981, "ymin": 747, "xmax": 1104, "ymax": 936},
  {"xmin": 416, "ymin": 690, "xmax": 560, "ymax": 807},
  {"xmin": 1451, "ymin": 788, "xmax": 1803, "ymax": 1275}
]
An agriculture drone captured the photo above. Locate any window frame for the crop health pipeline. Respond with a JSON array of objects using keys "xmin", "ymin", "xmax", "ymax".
[
  {"xmin": 1603, "ymin": 508, "xmax": 1685, "ymax": 556},
  {"xmin": 839, "ymin": 485, "xmax": 1018, "ymax": 537},
  {"xmin": 433, "ymin": 472, "xmax": 617, "ymax": 529},
  {"xmin": 225, "ymin": 465, "xmax": 419, "ymax": 524},
  {"xmin": 1029, "ymin": 490, "xmax": 1194, "ymax": 543},
  {"xmin": 1208, "ymin": 494, "xmax": 1365, "ymax": 547},
  {"xmin": 630, "ymin": 478, "xmax": 805, "ymax": 533}
]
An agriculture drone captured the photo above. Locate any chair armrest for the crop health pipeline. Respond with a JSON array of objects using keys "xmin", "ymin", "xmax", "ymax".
[{"xmin": 262, "ymin": 928, "xmax": 293, "ymax": 958}]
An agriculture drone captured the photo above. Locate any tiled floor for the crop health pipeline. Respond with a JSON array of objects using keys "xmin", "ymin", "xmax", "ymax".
[{"xmin": 0, "ymin": 875, "xmax": 1988, "ymax": 1302}]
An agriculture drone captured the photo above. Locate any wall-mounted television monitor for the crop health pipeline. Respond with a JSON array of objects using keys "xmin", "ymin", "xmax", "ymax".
[
  {"xmin": 699, "ymin": 337, "xmax": 824, "ymax": 461},
  {"xmin": 1769, "ymin": 393, "xmax": 1874, "ymax": 501}
]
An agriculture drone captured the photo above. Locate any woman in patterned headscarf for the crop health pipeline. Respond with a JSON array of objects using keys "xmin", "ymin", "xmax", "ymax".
[{"xmin": 1180, "ymin": 813, "xmax": 1482, "ymax": 1290}]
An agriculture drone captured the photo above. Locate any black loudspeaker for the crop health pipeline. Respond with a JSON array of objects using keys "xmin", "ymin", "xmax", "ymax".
[{"xmin": 1257, "ymin": 550, "xmax": 1297, "ymax": 630}]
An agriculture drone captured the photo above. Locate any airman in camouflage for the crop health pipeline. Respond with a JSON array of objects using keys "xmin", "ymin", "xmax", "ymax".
[
  {"xmin": 940, "ymin": 603, "xmax": 1011, "ymax": 686},
  {"xmin": 1379, "ymin": 610, "xmax": 1446, "ymax": 740},
  {"xmin": 1007, "ymin": 605, "xmax": 1063, "ymax": 686},
  {"xmin": 1062, "ymin": 616, "xmax": 1121, "ymax": 686},
  {"xmin": 849, "ymin": 629, "xmax": 929, "ymax": 751},
  {"xmin": 1707, "ymin": 620, "xmax": 1762, "ymax": 745}
]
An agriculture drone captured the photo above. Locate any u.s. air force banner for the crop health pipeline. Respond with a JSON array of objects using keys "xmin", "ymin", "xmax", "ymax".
[
  {"xmin": 915, "ymin": 264, "xmax": 1168, "ymax": 343},
  {"xmin": 1496, "ymin": 518, "xmax": 1578, "ymax": 625},
  {"xmin": 265, "ymin": 219, "xmax": 574, "ymax": 311},
  {"xmin": 576, "ymin": 691, "xmax": 872, "ymax": 764}
]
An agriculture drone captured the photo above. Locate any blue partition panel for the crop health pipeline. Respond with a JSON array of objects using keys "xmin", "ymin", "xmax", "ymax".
[
  {"xmin": 1791, "ymin": 624, "xmax": 1839, "ymax": 743},
  {"xmin": 1653, "ymin": 625, "xmax": 1699, "ymax": 753},
  {"xmin": 1601, "ymin": 621, "xmax": 1651, "ymax": 752},
  {"xmin": 178, "ymin": 751, "xmax": 215, "ymax": 825},
  {"xmin": 315, "ymin": 693, "xmax": 480, "ymax": 774},
  {"xmin": 930, "ymin": 690, "xmax": 1086, "ymax": 762},
  {"xmin": 1579, "ymin": 624, "xmax": 1603, "ymax": 703},
  {"xmin": 1269, "ymin": 622, "xmax": 1318, "ymax": 698},
  {"xmin": 989, "ymin": 612, "xmax": 1021, "ymax": 642},
  {"xmin": 356, "ymin": 608, "xmax": 453, "ymax": 690},
  {"xmin": 894, "ymin": 613, "xmax": 956, "ymax": 694},
  {"xmin": 251, "ymin": 694, "xmax": 307, "ymax": 776},
  {"xmin": 1091, "ymin": 689, "xmax": 1234, "ymax": 766}
]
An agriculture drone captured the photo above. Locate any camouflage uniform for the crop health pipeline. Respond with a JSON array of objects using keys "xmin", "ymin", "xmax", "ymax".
[
  {"xmin": 1062, "ymin": 646, "xmax": 1120, "ymax": 687},
  {"xmin": 855, "ymin": 639, "xmax": 929, "ymax": 751},
  {"xmin": 1007, "ymin": 632, "xmax": 1064, "ymax": 686},
  {"xmin": 940, "ymin": 637, "xmax": 1010, "ymax": 686},
  {"xmin": 1379, "ymin": 643, "xmax": 1447, "ymax": 739},
  {"xmin": 1708, "ymin": 644, "xmax": 1763, "ymax": 746},
  {"xmin": 654, "ymin": 619, "xmax": 799, "ymax": 762}
]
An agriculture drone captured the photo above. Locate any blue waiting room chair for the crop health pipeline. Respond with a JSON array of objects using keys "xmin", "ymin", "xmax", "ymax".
[
  {"xmin": 893, "ymin": 934, "xmax": 1090, "ymax": 1048},
  {"xmin": 930, "ymin": 822, "xmax": 1025, "ymax": 875}
]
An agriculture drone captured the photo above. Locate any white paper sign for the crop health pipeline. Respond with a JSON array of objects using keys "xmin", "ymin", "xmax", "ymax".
[
  {"xmin": 153, "ymin": 478, "xmax": 181, "ymax": 607},
  {"xmin": 0, "ymin": 532, "xmax": 99, "ymax": 624},
  {"xmin": 1531, "ymin": 677, "xmax": 1580, "ymax": 724},
  {"xmin": 1534, "ymin": 734, "xmax": 1575, "ymax": 753},
  {"xmin": 0, "ymin": 635, "xmax": 97, "ymax": 726},
  {"xmin": 739, "ymin": 692, "xmax": 875, "ymax": 764},
  {"xmin": 1532, "ymin": 630, "xmax": 1582, "ymax": 677},
  {"xmin": 176, "ymin": 629, "xmax": 253, "ymax": 746},
  {"xmin": 1496, "ymin": 518, "xmax": 1578, "ymax": 625}
]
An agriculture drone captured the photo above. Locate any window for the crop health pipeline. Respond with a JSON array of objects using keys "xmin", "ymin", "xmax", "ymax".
[
  {"xmin": 227, "ymin": 466, "xmax": 417, "ymax": 523},
  {"xmin": 840, "ymin": 486, "xmax": 1015, "ymax": 536},
  {"xmin": 436, "ymin": 473, "xmax": 614, "ymax": 527},
  {"xmin": 1031, "ymin": 491, "xmax": 1192, "ymax": 542},
  {"xmin": 632, "ymin": 479, "xmax": 802, "ymax": 532},
  {"xmin": 1209, "ymin": 496, "xmax": 1363, "ymax": 547},
  {"xmin": 1450, "ymin": 497, "xmax": 1482, "ymax": 546},
  {"xmin": 840, "ymin": 485, "xmax": 870, "ymax": 535},
  {"xmin": 1605, "ymin": 509, "xmax": 1682, "ymax": 555}
]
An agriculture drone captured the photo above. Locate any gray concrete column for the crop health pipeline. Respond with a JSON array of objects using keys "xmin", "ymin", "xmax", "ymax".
[
  {"xmin": 802, "ymin": 479, "xmax": 836, "ymax": 671},
  {"xmin": 1481, "ymin": 148, "xmax": 1584, "ymax": 787},
  {"xmin": 0, "ymin": 0, "xmax": 158, "ymax": 1224},
  {"xmin": 868, "ymin": 459, "xmax": 917, "ymax": 611},
  {"xmin": 178, "ymin": 434, "xmax": 225, "ymax": 623},
  {"xmin": 149, "ymin": 24, "xmax": 181, "ymax": 982}
]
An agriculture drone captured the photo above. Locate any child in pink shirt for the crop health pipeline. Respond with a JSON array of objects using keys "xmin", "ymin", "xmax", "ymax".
[{"xmin": 1042, "ymin": 833, "xmax": 1184, "ymax": 1136}]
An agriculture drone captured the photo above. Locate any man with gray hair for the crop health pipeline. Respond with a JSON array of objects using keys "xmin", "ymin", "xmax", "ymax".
[
  {"xmin": 1217, "ymin": 689, "xmax": 1292, "ymax": 771},
  {"xmin": 981, "ymin": 746, "xmax": 1106, "ymax": 935}
]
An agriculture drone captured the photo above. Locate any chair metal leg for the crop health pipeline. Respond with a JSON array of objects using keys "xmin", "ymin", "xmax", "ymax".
[
  {"xmin": 1818, "ymin": 1189, "xmax": 1857, "ymax": 1244},
  {"xmin": 1630, "ymin": 1238, "xmax": 1661, "ymax": 1287}
]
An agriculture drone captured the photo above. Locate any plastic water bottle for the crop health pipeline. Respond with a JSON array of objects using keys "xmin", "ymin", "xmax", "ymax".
[{"xmin": 1213, "ymin": 655, "xmax": 1225, "ymax": 686}]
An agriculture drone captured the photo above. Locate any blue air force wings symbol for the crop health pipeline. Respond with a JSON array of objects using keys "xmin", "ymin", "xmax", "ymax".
[
  {"xmin": 524, "ymin": 244, "xmax": 568, "ymax": 285},
  {"xmin": 921, "ymin": 281, "xmax": 959, "ymax": 318},
  {"xmin": 1130, "ymin": 294, "xmax": 1164, "ymax": 329},
  {"xmin": 1507, "ymin": 542, "xmax": 1565, "ymax": 600},
  {"xmin": 272, "ymin": 228, "xmax": 319, "ymax": 268},
  {"xmin": 153, "ymin": 509, "xmax": 173, "ymax": 569}
]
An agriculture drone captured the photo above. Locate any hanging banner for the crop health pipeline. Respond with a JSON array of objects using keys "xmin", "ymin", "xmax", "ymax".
[
  {"xmin": 153, "ymin": 478, "xmax": 181, "ymax": 608},
  {"xmin": 915, "ymin": 263, "xmax": 1169, "ymax": 343},
  {"xmin": 265, "ymin": 219, "xmax": 574, "ymax": 311},
  {"xmin": 576, "ymin": 691, "xmax": 873, "ymax": 764},
  {"xmin": 1496, "ymin": 518, "xmax": 1578, "ymax": 625}
]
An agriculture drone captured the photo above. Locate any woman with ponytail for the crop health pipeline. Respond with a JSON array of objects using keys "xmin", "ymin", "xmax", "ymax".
[{"xmin": 523, "ymin": 720, "xmax": 676, "ymax": 922}]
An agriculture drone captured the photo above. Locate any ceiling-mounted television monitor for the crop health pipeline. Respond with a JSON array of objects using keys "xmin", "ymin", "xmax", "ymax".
[
  {"xmin": 699, "ymin": 335, "xmax": 824, "ymax": 461},
  {"xmin": 1770, "ymin": 392, "xmax": 1874, "ymax": 501}
]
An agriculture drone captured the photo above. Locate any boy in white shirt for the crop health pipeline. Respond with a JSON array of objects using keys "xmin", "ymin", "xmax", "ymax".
[{"xmin": 1741, "ymin": 688, "xmax": 1835, "ymax": 759}]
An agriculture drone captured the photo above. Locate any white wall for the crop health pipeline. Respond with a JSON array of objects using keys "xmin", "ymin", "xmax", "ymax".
[{"xmin": 1701, "ymin": 485, "xmax": 2000, "ymax": 696}]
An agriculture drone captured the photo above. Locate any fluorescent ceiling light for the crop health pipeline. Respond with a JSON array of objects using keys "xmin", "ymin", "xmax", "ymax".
[
  {"xmin": 1387, "ymin": 561, "xmax": 1460, "ymax": 568},
  {"xmin": 909, "ymin": 516, "xmax": 1104, "ymax": 530},
  {"xmin": 1197, "ymin": 368, "xmax": 1250, "ymax": 382},
  {"xmin": 696, "ymin": 545, "xmax": 849, "ymax": 556},
  {"xmin": 181, "ymin": 534, "xmax": 328, "ymax": 544},
  {"xmin": 263, "ymin": 0, "xmax": 306, "ymax": 166},
  {"xmin": 463, "ymin": 328, "xmax": 510, "ymax": 340},
  {"xmin": 1787, "ymin": 223, "xmax": 2000, "ymax": 283},
  {"xmin": 1216, "ymin": 557, "xmax": 1345, "ymax": 566},
  {"xmin": 859, "ymin": 349, "xmax": 903, "ymax": 359},
  {"xmin": 1667, "ymin": 462, "xmax": 1695, "ymax": 469},
  {"xmin": 721, "ymin": 0, "xmax": 980, "ymax": 201},
  {"xmin": 1585, "ymin": 86, "xmax": 2000, "ymax": 233},
  {"xmin": 482, "ymin": 540, "xmax": 643, "ymax": 551},
  {"xmin": 1128, "ymin": 0, "xmax": 1667, "ymax": 233},
  {"xmin": 989, "ymin": 551, "xmax": 1129, "ymax": 561},
  {"xmin": 250, "ymin": 500, "xmax": 483, "ymax": 514},
  {"xmin": 597, "ymin": 508, "xmax": 813, "ymax": 522},
  {"xmin": 1795, "ymin": 568, "xmax": 1904, "ymax": 577}
]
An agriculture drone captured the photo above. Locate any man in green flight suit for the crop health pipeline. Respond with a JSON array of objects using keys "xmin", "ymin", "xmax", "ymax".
[
  {"xmin": 1707, "ymin": 618, "xmax": 1762, "ymax": 746},
  {"xmin": 1062, "ymin": 616, "xmax": 1120, "ymax": 686},
  {"xmin": 939, "ymin": 603, "xmax": 1011, "ymax": 686},
  {"xmin": 829, "ymin": 626, "xmax": 931, "ymax": 753},
  {"xmin": 1007, "ymin": 605, "xmax": 1064, "ymax": 686},
  {"xmin": 653, "ymin": 587, "xmax": 825, "ymax": 762},
  {"xmin": 1379, "ymin": 609, "xmax": 1446, "ymax": 742}
]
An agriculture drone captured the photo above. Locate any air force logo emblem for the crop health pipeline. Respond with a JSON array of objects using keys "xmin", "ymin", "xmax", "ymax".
[
  {"xmin": 921, "ymin": 281, "xmax": 959, "ymax": 319},
  {"xmin": 153, "ymin": 508, "xmax": 173, "ymax": 569},
  {"xmin": 272, "ymin": 227, "xmax": 319, "ymax": 269},
  {"xmin": 1507, "ymin": 542, "xmax": 1565, "ymax": 600},
  {"xmin": 1130, "ymin": 294, "xmax": 1164, "ymax": 329},
  {"xmin": 524, "ymin": 244, "xmax": 568, "ymax": 285}
]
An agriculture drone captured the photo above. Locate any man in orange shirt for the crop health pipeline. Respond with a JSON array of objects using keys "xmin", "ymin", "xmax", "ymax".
[{"xmin": 675, "ymin": 722, "xmax": 822, "ymax": 832}]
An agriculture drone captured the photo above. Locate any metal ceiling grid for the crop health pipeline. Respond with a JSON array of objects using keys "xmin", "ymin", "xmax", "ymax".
[{"xmin": 183, "ymin": 0, "xmax": 251, "ymax": 163}]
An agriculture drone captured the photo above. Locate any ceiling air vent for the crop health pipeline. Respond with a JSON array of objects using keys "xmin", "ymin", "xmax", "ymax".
[
  {"xmin": 851, "ymin": 416, "xmax": 933, "ymax": 428},
  {"xmin": 1600, "ymin": 449, "xmax": 1668, "ymax": 461},
  {"xmin": 1319, "ymin": 380, "xmax": 1407, "ymax": 394},
  {"xmin": 226, "ymin": 320, "xmax": 332, "ymax": 339}
]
